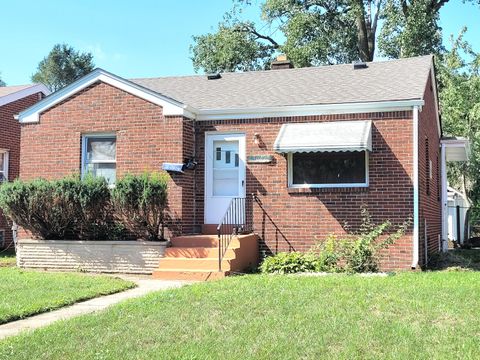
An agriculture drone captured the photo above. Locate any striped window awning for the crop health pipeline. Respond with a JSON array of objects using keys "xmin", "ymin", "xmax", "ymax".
[{"xmin": 273, "ymin": 120, "xmax": 372, "ymax": 153}]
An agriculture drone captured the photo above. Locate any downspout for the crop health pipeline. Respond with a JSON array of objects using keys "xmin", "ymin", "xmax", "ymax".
[
  {"xmin": 412, "ymin": 106, "xmax": 420, "ymax": 269},
  {"xmin": 440, "ymin": 143, "xmax": 448, "ymax": 251}
]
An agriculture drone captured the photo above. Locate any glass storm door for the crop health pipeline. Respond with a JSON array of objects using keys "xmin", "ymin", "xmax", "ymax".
[{"xmin": 205, "ymin": 133, "xmax": 246, "ymax": 224}]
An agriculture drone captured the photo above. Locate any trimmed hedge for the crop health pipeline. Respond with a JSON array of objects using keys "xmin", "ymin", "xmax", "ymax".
[
  {"xmin": 0, "ymin": 172, "xmax": 169, "ymax": 241},
  {"xmin": 112, "ymin": 172, "xmax": 169, "ymax": 241},
  {"xmin": 0, "ymin": 176, "xmax": 112, "ymax": 240}
]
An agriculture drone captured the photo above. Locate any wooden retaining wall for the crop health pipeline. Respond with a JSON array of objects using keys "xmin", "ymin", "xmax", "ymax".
[{"xmin": 17, "ymin": 239, "xmax": 166, "ymax": 274}]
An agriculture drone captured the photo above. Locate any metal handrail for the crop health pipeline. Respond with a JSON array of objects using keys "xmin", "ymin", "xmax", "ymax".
[{"xmin": 216, "ymin": 197, "xmax": 250, "ymax": 272}]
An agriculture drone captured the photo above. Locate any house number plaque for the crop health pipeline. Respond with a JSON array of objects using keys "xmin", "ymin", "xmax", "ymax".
[{"xmin": 247, "ymin": 155, "xmax": 274, "ymax": 164}]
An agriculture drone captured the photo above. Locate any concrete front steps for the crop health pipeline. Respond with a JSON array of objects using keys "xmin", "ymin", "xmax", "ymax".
[{"xmin": 152, "ymin": 233, "xmax": 258, "ymax": 281}]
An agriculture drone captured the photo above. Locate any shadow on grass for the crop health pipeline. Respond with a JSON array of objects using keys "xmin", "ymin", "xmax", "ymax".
[
  {"xmin": 0, "ymin": 250, "xmax": 16, "ymax": 267},
  {"xmin": 427, "ymin": 248, "xmax": 480, "ymax": 271}
]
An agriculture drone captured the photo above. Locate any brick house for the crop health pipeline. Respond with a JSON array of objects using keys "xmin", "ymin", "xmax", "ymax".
[
  {"xmin": 0, "ymin": 84, "xmax": 49, "ymax": 249},
  {"xmin": 15, "ymin": 55, "xmax": 469, "ymax": 275}
]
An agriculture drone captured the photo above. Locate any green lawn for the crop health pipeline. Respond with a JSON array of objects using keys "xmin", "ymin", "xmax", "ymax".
[
  {"xmin": 0, "ymin": 268, "xmax": 134, "ymax": 324},
  {"xmin": 1, "ymin": 272, "xmax": 480, "ymax": 359}
]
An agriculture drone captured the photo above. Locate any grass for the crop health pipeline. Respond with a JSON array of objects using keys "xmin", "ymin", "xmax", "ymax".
[
  {"xmin": 0, "ymin": 251, "xmax": 16, "ymax": 267},
  {"xmin": 0, "ymin": 268, "xmax": 135, "ymax": 324},
  {"xmin": 1, "ymin": 272, "xmax": 480, "ymax": 359}
]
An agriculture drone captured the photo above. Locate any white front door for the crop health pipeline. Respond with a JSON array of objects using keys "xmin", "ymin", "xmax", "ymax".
[{"xmin": 205, "ymin": 133, "xmax": 246, "ymax": 224}]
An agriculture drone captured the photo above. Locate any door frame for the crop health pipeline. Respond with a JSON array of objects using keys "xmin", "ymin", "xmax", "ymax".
[{"xmin": 204, "ymin": 131, "xmax": 246, "ymax": 224}]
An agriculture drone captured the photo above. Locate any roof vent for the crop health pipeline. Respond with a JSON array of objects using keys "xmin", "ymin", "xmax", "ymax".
[
  {"xmin": 207, "ymin": 73, "xmax": 222, "ymax": 80},
  {"xmin": 353, "ymin": 61, "xmax": 368, "ymax": 70}
]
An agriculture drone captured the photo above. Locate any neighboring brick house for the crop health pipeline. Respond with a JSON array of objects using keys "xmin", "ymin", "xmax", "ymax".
[
  {"xmin": 16, "ymin": 55, "xmax": 469, "ymax": 272},
  {"xmin": 0, "ymin": 84, "xmax": 49, "ymax": 249}
]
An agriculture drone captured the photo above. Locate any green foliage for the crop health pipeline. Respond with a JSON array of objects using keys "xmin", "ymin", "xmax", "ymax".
[
  {"xmin": 261, "ymin": 209, "xmax": 408, "ymax": 274},
  {"xmin": 191, "ymin": 23, "xmax": 275, "ymax": 73},
  {"xmin": 0, "ymin": 176, "xmax": 113, "ymax": 240},
  {"xmin": 31, "ymin": 43, "xmax": 94, "ymax": 91},
  {"xmin": 0, "ymin": 73, "xmax": 5, "ymax": 87},
  {"xmin": 260, "ymin": 251, "xmax": 318, "ymax": 274},
  {"xmin": 437, "ymin": 31, "xmax": 480, "ymax": 221},
  {"xmin": 190, "ymin": 0, "xmax": 469, "ymax": 72},
  {"xmin": 341, "ymin": 209, "xmax": 409, "ymax": 272},
  {"xmin": 262, "ymin": 0, "xmax": 359, "ymax": 66},
  {"xmin": 378, "ymin": 0, "xmax": 443, "ymax": 58},
  {"xmin": 112, "ymin": 172, "xmax": 169, "ymax": 241}
]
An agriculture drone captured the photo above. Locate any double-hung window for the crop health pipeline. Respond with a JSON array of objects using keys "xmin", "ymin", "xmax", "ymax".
[
  {"xmin": 0, "ymin": 150, "xmax": 9, "ymax": 183},
  {"xmin": 81, "ymin": 134, "xmax": 117, "ymax": 185}
]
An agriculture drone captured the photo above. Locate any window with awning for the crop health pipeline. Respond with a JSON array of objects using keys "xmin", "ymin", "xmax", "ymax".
[{"xmin": 273, "ymin": 120, "xmax": 372, "ymax": 188}]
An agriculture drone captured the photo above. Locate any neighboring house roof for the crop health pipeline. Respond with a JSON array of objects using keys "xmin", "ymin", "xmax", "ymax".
[
  {"xmin": 18, "ymin": 55, "xmax": 435, "ymax": 123},
  {"xmin": 0, "ymin": 84, "xmax": 50, "ymax": 107},
  {"xmin": 132, "ymin": 55, "xmax": 434, "ymax": 110}
]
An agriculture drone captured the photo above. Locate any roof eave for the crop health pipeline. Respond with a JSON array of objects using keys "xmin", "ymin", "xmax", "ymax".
[
  {"xmin": 17, "ymin": 69, "xmax": 196, "ymax": 123},
  {"xmin": 195, "ymin": 99, "xmax": 425, "ymax": 121}
]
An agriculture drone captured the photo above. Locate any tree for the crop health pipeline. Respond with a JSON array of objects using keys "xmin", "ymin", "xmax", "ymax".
[
  {"xmin": 437, "ymin": 31, "xmax": 480, "ymax": 220},
  {"xmin": 378, "ymin": 0, "xmax": 444, "ymax": 58},
  {"xmin": 0, "ymin": 73, "xmax": 5, "ymax": 87},
  {"xmin": 191, "ymin": 0, "xmax": 476, "ymax": 72},
  {"xmin": 191, "ymin": 23, "xmax": 276, "ymax": 73},
  {"xmin": 32, "ymin": 44, "xmax": 95, "ymax": 91}
]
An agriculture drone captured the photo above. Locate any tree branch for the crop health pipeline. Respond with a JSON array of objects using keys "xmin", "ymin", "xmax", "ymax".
[
  {"xmin": 431, "ymin": 0, "xmax": 450, "ymax": 11},
  {"xmin": 236, "ymin": 25, "xmax": 280, "ymax": 48},
  {"xmin": 371, "ymin": 0, "xmax": 382, "ymax": 33}
]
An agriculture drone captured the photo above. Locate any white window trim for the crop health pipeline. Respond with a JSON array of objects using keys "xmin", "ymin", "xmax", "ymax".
[
  {"xmin": 81, "ymin": 133, "xmax": 117, "ymax": 181},
  {"xmin": 0, "ymin": 229, "xmax": 5, "ymax": 247},
  {"xmin": 0, "ymin": 150, "xmax": 9, "ymax": 183},
  {"xmin": 287, "ymin": 151, "xmax": 369, "ymax": 189}
]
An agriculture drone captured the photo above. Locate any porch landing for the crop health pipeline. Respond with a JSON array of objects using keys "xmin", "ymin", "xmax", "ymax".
[{"xmin": 152, "ymin": 231, "xmax": 259, "ymax": 281}]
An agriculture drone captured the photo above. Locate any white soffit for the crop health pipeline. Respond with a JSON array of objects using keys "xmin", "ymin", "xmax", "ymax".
[
  {"xmin": 273, "ymin": 120, "xmax": 372, "ymax": 153},
  {"xmin": 17, "ymin": 69, "xmax": 196, "ymax": 123}
]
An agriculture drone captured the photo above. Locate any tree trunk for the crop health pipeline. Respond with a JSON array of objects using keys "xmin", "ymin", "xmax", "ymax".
[{"xmin": 355, "ymin": 2, "xmax": 372, "ymax": 62}]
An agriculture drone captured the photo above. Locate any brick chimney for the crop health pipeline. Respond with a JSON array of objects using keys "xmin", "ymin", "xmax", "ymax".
[{"xmin": 271, "ymin": 54, "xmax": 294, "ymax": 70}]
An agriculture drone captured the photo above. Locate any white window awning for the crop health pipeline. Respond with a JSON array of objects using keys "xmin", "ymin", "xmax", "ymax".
[{"xmin": 273, "ymin": 120, "xmax": 372, "ymax": 153}]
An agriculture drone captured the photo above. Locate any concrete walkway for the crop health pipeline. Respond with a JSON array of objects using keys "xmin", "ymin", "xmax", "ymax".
[{"xmin": 0, "ymin": 277, "xmax": 188, "ymax": 340}]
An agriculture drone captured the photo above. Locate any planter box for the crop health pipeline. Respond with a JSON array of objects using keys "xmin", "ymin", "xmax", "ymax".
[{"xmin": 17, "ymin": 239, "xmax": 167, "ymax": 274}]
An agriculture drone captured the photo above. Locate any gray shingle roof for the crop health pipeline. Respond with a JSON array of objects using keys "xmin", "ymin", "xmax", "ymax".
[{"xmin": 131, "ymin": 55, "xmax": 433, "ymax": 110}]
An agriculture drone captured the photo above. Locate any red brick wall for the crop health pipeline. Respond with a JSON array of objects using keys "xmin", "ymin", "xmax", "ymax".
[
  {"xmin": 418, "ymin": 74, "xmax": 442, "ymax": 266},
  {"xmin": 196, "ymin": 112, "xmax": 415, "ymax": 270},
  {"xmin": 19, "ymin": 82, "xmax": 195, "ymax": 238},
  {"xmin": 0, "ymin": 92, "xmax": 44, "ymax": 248}
]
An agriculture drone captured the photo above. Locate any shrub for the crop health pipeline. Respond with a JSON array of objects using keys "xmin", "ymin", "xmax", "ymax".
[
  {"xmin": 261, "ymin": 209, "xmax": 409, "ymax": 274},
  {"xmin": 0, "ymin": 176, "xmax": 112, "ymax": 240},
  {"xmin": 313, "ymin": 235, "xmax": 342, "ymax": 272},
  {"xmin": 112, "ymin": 172, "xmax": 169, "ymax": 241},
  {"xmin": 341, "ymin": 209, "xmax": 408, "ymax": 273},
  {"xmin": 260, "ymin": 252, "xmax": 318, "ymax": 274}
]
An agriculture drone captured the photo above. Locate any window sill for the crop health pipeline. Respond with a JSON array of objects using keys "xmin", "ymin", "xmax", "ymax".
[{"xmin": 287, "ymin": 186, "xmax": 369, "ymax": 194}]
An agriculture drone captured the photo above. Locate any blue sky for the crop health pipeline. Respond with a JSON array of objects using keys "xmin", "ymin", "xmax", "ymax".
[{"xmin": 0, "ymin": 0, "xmax": 479, "ymax": 85}]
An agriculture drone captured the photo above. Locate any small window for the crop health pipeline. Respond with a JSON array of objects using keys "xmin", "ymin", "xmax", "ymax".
[
  {"xmin": 0, "ymin": 230, "xmax": 4, "ymax": 248},
  {"xmin": 82, "ymin": 134, "xmax": 116, "ymax": 185},
  {"xmin": 0, "ymin": 151, "xmax": 9, "ymax": 183},
  {"xmin": 288, "ymin": 151, "xmax": 368, "ymax": 188}
]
